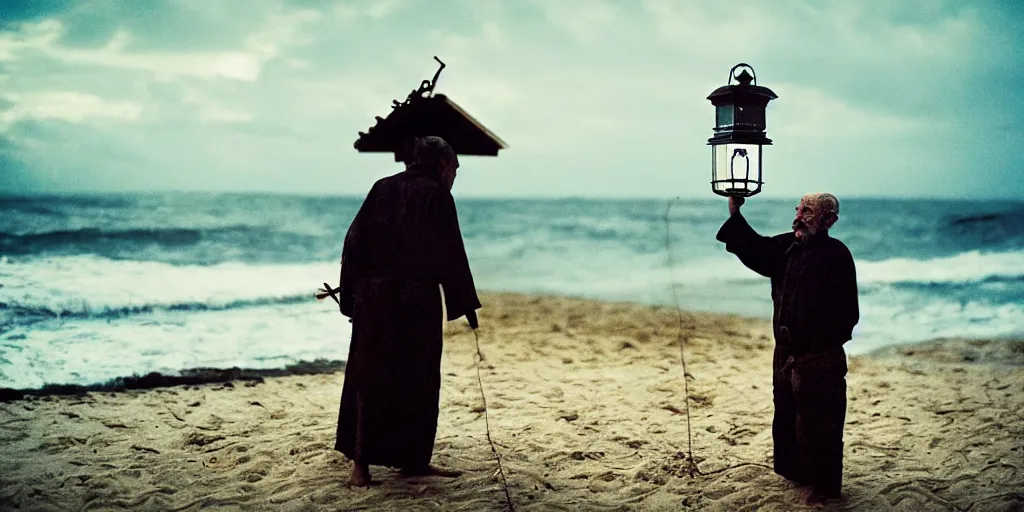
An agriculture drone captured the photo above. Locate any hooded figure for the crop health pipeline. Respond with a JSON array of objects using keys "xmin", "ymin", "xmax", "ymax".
[
  {"xmin": 715, "ymin": 193, "xmax": 859, "ymax": 505},
  {"xmin": 335, "ymin": 136, "xmax": 481, "ymax": 486}
]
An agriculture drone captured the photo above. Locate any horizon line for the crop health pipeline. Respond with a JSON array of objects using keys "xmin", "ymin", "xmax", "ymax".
[{"xmin": 1, "ymin": 189, "xmax": 1021, "ymax": 202}]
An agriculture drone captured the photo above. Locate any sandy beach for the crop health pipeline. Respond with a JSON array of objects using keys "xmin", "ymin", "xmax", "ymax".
[{"xmin": 1, "ymin": 292, "xmax": 1021, "ymax": 511}]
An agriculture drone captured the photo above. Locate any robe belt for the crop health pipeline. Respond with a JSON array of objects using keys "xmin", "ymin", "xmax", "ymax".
[{"xmin": 776, "ymin": 326, "xmax": 846, "ymax": 377}]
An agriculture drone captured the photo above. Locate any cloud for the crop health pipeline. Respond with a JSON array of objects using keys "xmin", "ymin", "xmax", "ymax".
[
  {"xmin": 0, "ymin": 11, "xmax": 321, "ymax": 82},
  {"xmin": 179, "ymin": 89, "xmax": 253, "ymax": 124},
  {"xmin": 771, "ymin": 84, "xmax": 927, "ymax": 138},
  {"xmin": 638, "ymin": 0, "xmax": 985, "ymax": 116},
  {"xmin": 0, "ymin": 150, "xmax": 40, "ymax": 193},
  {"xmin": 529, "ymin": 0, "xmax": 630, "ymax": 45},
  {"xmin": 363, "ymin": 0, "xmax": 406, "ymax": 20},
  {"xmin": 0, "ymin": 0, "xmax": 73, "ymax": 28},
  {"xmin": 0, "ymin": 91, "xmax": 142, "ymax": 127},
  {"xmin": 0, "ymin": 0, "xmax": 1020, "ymax": 199}
]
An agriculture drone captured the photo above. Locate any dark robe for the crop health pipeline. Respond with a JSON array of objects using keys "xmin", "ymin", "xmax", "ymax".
[
  {"xmin": 716, "ymin": 211, "xmax": 859, "ymax": 497},
  {"xmin": 334, "ymin": 167, "xmax": 481, "ymax": 469}
]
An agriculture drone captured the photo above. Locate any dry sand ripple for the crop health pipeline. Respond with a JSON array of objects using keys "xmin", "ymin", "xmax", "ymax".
[{"xmin": 1, "ymin": 292, "xmax": 1021, "ymax": 511}]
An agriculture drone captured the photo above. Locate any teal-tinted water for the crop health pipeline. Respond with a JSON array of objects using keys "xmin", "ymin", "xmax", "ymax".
[{"xmin": 1, "ymin": 193, "xmax": 1021, "ymax": 389}]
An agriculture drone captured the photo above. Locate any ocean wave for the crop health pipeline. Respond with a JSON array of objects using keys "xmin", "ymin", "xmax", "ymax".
[
  {"xmin": 0, "ymin": 223, "xmax": 341, "ymax": 265},
  {"xmin": 0, "ymin": 294, "xmax": 312, "ymax": 322},
  {"xmin": 0, "ymin": 225, "xmax": 311, "ymax": 254},
  {"xmin": 947, "ymin": 209, "xmax": 1023, "ymax": 227},
  {"xmin": 0, "ymin": 301, "xmax": 352, "ymax": 390},
  {"xmin": 848, "ymin": 292, "xmax": 1024, "ymax": 355},
  {"xmin": 0, "ymin": 255, "xmax": 340, "ymax": 325},
  {"xmin": 0, "ymin": 194, "xmax": 134, "ymax": 211},
  {"xmin": 949, "ymin": 213, "xmax": 1001, "ymax": 226},
  {"xmin": 1, "ymin": 226, "xmax": 204, "ymax": 244},
  {"xmin": 858, "ymin": 250, "xmax": 1024, "ymax": 286}
]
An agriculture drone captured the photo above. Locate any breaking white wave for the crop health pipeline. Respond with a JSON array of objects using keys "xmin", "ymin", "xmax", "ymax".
[
  {"xmin": 0, "ymin": 255, "xmax": 339, "ymax": 318},
  {"xmin": 857, "ymin": 250, "xmax": 1024, "ymax": 286}
]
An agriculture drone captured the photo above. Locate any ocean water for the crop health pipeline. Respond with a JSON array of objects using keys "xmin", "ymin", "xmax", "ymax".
[{"xmin": 1, "ymin": 192, "xmax": 1022, "ymax": 390}]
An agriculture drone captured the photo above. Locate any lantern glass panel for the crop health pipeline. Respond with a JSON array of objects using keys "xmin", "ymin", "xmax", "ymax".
[
  {"xmin": 712, "ymin": 143, "xmax": 762, "ymax": 195},
  {"xmin": 715, "ymin": 105, "xmax": 734, "ymax": 128}
]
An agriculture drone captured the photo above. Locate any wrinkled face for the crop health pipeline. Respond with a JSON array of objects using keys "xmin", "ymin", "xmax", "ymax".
[{"xmin": 793, "ymin": 197, "xmax": 825, "ymax": 242}]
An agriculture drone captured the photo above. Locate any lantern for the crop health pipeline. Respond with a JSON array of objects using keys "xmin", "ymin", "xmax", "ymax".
[{"xmin": 706, "ymin": 63, "xmax": 778, "ymax": 197}]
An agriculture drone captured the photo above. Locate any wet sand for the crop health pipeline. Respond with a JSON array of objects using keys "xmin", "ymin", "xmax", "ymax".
[{"xmin": 1, "ymin": 292, "xmax": 1021, "ymax": 511}]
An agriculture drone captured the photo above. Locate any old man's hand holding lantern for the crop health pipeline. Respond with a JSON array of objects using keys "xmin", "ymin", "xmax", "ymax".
[{"xmin": 707, "ymin": 63, "xmax": 778, "ymax": 197}]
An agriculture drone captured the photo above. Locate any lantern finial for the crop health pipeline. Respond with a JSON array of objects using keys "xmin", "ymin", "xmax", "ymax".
[{"xmin": 734, "ymin": 69, "xmax": 754, "ymax": 86}]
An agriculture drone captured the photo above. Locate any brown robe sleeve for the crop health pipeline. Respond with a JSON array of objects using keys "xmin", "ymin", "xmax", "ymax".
[
  {"xmin": 824, "ymin": 241, "xmax": 860, "ymax": 342},
  {"xmin": 338, "ymin": 184, "xmax": 378, "ymax": 318},
  {"xmin": 715, "ymin": 211, "xmax": 789, "ymax": 279},
  {"xmin": 431, "ymin": 189, "xmax": 481, "ymax": 322}
]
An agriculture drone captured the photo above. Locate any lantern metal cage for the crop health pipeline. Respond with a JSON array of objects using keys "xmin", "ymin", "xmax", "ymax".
[{"xmin": 706, "ymin": 63, "xmax": 778, "ymax": 197}]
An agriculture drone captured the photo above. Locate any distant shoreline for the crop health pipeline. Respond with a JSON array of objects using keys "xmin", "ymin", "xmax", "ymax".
[{"xmin": 0, "ymin": 359, "xmax": 346, "ymax": 403}]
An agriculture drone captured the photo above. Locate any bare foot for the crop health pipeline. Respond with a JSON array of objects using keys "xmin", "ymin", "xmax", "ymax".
[
  {"xmin": 401, "ymin": 464, "xmax": 463, "ymax": 478},
  {"xmin": 802, "ymin": 489, "xmax": 832, "ymax": 508},
  {"xmin": 348, "ymin": 463, "xmax": 372, "ymax": 487}
]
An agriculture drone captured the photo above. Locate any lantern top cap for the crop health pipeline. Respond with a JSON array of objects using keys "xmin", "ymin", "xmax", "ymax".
[{"xmin": 706, "ymin": 63, "xmax": 778, "ymax": 103}]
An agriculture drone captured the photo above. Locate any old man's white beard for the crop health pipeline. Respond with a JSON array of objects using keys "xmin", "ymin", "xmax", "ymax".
[{"xmin": 793, "ymin": 222, "xmax": 820, "ymax": 242}]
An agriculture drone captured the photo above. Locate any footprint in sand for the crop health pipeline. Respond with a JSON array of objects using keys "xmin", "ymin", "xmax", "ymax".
[
  {"xmin": 240, "ymin": 463, "xmax": 271, "ymax": 483},
  {"xmin": 289, "ymin": 442, "xmax": 329, "ymax": 459},
  {"xmin": 183, "ymin": 432, "xmax": 225, "ymax": 448}
]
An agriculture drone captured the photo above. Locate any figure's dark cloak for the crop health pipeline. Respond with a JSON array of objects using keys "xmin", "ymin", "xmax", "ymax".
[
  {"xmin": 716, "ymin": 211, "xmax": 858, "ymax": 497},
  {"xmin": 334, "ymin": 168, "xmax": 480, "ymax": 468}
]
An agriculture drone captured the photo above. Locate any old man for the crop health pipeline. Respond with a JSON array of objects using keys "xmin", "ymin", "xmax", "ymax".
[
  {"xmin": 334, "ymin": 136, "xmax": 481, "ymax": 487},
  {"xmin": 715, "ymin": 193, "xmax": 859, "ymax": 504}
]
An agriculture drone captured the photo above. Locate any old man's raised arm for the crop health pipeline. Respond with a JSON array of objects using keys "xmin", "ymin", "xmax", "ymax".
[{"xmin": 715, "ymin": 208, "xmax": 791, "ymax": 280}]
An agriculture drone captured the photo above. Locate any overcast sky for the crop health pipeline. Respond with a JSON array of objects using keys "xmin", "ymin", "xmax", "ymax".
[{"xmin": 1, "ymin": 0, "xmax": 1021, "ymax": 199}]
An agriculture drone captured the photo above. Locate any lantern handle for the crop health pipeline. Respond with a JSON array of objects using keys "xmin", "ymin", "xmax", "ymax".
[{"xmin": 727, "ymin": 63, "xmax": 757, "ymax": 86}]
